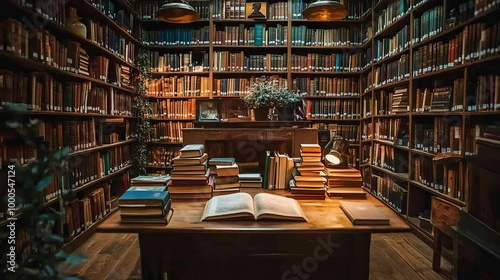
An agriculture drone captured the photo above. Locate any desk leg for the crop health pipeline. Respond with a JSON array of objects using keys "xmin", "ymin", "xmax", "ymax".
[
  {"xmin": 350, "ymin": 233, "xmax": 371, "ymax": 280},
  {"xmin": 138, "ymin": 233, "xmax": 165, "ymax": 280}
]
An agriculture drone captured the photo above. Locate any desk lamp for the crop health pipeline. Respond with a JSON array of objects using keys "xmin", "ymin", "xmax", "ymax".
[
  {"xmin": 323, "ymin": 136, "xmax": 350, "ymax": 167},
  {"xmin": 156, "ymin": 0, "xmax": 200, "ymax": 24}
]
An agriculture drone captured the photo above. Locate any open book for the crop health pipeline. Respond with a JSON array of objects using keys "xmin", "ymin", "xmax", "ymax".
[{"xmin": 201, "ymin": 193, "xmax": 307, "ymax": 222}]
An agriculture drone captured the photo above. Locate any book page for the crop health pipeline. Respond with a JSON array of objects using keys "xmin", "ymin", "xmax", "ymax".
[
  {"xmin": 254, "ymin": 193, "xmax": 307, "ymax": 221},
  {"xmin": 201, "ymin": 193, "xmax": 255, "ymax": 221}
]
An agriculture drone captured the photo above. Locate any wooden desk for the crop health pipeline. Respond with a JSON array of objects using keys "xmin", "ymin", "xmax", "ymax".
[{"xmin": 98, "ymin": 190, "xmax": 410, "ymax": 280}]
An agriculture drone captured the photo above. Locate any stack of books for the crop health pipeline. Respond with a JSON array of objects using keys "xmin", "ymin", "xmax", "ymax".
[
  {"xmin": 118, "ymin": 186, "xmax": 172, "ymax": 224},
  {"xmin": 325, "ymin": 166, "xmax": 366, "ymax": 199},
  {"xmin": 290, "ymin": 144, "xmax": 326, "ymax": 199},
  {"xmin": 208, "ymin": 157, "xmax": 235, "ymax": 175},
  {"xmin": 168, "ymin": 144, "xmax": 212, "ymax": 200},
  {"xmin": 213, "ymin": 163, "xmax": 240, "ymax": 196},
  {"xmin": 239, "ymin": 173, "xmax": 263, "ymax": 188},
  {"xmin": 130, "ymin": 174, "xmax": 171, "ymax": 187}
]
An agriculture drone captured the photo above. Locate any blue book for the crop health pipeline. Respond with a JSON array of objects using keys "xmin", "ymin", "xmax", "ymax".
[
  {"xmin": 119, "ymin": 190, "xmax": 170, "ymax": 207},
  {"xmin": 254, "ymin": 23, "xmax": 264, "ymax": 46}
]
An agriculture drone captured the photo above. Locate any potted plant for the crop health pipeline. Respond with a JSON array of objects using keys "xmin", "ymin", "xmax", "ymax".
[{"xmin": 242, "ymin": 77, "xmax": 303, "ymax": 121}]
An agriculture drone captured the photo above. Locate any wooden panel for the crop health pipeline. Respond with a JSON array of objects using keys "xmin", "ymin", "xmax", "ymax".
[{"xmin": 430, "ymin": 197, "xmax": 460, "ymax": 236}]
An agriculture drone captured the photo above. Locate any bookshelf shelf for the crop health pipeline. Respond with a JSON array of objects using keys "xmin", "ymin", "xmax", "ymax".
[
  {"xmin": 0, "ymin": 52, "xmax": 136, "ymax": 95},
  {"xmin": 213, "ymin": 71, "xmax": 288, "ymax": 75},
  {"xmin": 361, "ymin": 9, "xmax": 372, "ymax": 22},
  {"xmin": 213, "ymin": 45, "xmax": 288, "ymax": 49},
  {"xmin": 7, "ymin": 1, "xmax": 137, "ymax": 70},
  {"xmin": 141, "ymin": 19, "xmax": 210, "ymax": 24},
  {"xmin": 70, "ymin": 140, "xmax": 137, "ymax": 156},
  {"xmin": 71, "ymin": 164, "xmax": 133, "ymax": 194},
  {"xmin": 412, "ymin": 0, "xmax": 443, "ymax": 15},
  {"xmin": 0, "ymin": 110, "xmax": 135, "ymax": 119},
  {"xmin": 291, "ymin": 46, "xmax": 363, "ymax": 50},
  {"xmin": 411, "ymin": 149, "xmax": 436, "ymax": 158},
  {"xmin": 411, "ymin": 112, "xmax": 463, "ymax": 116},
  {"xmin": 146, "ymin": 95, "xmax": 209, "ymax": 99},
  {"xmin": 148, "ymin": 118, "xmax": 196, "ymax": 121},
  {"xmin": 373, "ymin": 113, "xmax": 410, "ymax": 118},
  {"xmin": 148, "ymin": 72, "xmax": 210, "ymax": 76},
  {"xmin": 304, "ymin": 96, "xmax": 360, "ymax": 99},
  {"xmin": 290, "ymin": 19, "xmax": 362, "ymax": 24},
  {"xmin": 147, "ymin": 45, "xmax": 210, "ymax": 50},
  {"xmin": 374, "ymin": 79, "xmax": 409, "ymax": 91},
  {"xmin": 373, "ymin": 139, "xmax": 409, "ymax": 151},
  {"xmin": 373, "ymin": 48, "xmax": 410, "ymax": 66},
  {"xmin": 116, "ymin": 0, "xmax": 138, "ymax": 16},
  {"xmin": 413, "ymin": 55, "xmax": 500, "ymax": 81},
  {"xmin": 410, "ymin": 180, "xmax": 466, "ymax": 207},
  {"xmin": 371, "ymin": 165, "xmax": 409, "ymax": 181},
  {"xmin": 373, "ymin": 11, "xmax": 411, "ymax": 39},
  {"xmin": 307, "ymin": 118, "xmax": 360, "ymax": 122},
  {"xmin": 291, "ymin": 71, "xmax": 360, "ymax": 76}
]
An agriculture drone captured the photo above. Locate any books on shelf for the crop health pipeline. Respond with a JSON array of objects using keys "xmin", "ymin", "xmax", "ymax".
[{"xmin": 201, "ymin": 192, "xmax": 307, "ymax": 222}]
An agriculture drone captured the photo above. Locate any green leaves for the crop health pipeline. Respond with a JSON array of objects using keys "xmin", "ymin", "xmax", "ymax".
[{"xmin": 35, "ymin": 176, "xmax": 53, "ymax": 192}]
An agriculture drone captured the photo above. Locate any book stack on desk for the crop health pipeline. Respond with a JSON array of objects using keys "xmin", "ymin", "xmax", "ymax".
[
  {"xmin": 325, "ymin": 167, "xmax": 366, "ymax": 199},
  {"xmin": 208, "ymin": 157, "xmax": 235, "ymax": 175},
  {"xmin": 130, "ymin": 175, "xmax": 171, "ymax": 187},
  {"xmin": 168, "ymin": 144, "xmax": 213, "ymax": 200},
  {"xmin": 213, "ymin": 163, "xmax": 240, "ymax": 196},
  {"xmin": 238, "ymin": 173, "xmax": 263, "ymax": 188},
  {"xmin": 290, "ymin": 144, "xmax": 326, "ymax": 200},
  {"xmin": 118, "ymin": 186, "xmax": 172, "ymax": 224}
]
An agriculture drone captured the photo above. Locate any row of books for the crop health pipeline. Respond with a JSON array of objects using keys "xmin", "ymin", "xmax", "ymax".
[
  {"xmin": 213, "ymin": 24, "xmax": 287, "ymax": 46},
  {"xmin": 147, "ymin": 51, "xmax": 210, "ymax": 73},
  {"xmin": 374, "ymin": 0, "xmax": 411, "ymax": 35},
  {"xmin": 293, "ymin": 77, "xmax": 360, "ymax": 97},
  {"xmin": 467, "ymin": 74, "xmax": 500, "ymax": 112},
  {"xmin": 305, "ymin": 99, "xmax": 360, "ymax": 120},
  {"xmin": 264, "ymin": 150, "xmax": 295, "ymax": 190},
  {"xmin": 326, "ymin": 167, "xmax": 365, "ymax": 199},
  {"xmin": 10, "ymin": 0, "xmax": 66, "ymax": 25},
  {"xmin": 290, "ymin": 53, "xmax": 362, "ymax": 73},
  {"xmin": 414, "ymin": 120, "xmax": 463, "ymax": 154},
  {"xmin": 291, "ymin": 26, "xmax": 363, "ymax": 47},
  {"xmin": 373, "ymin": 54, "xmax": 410, "ymax": 87},
  {"xmin": 85, "ymin": 19, "xmax": 136, "ymax": 63},
  {"xmin": 413, "ymin": 156, "xmax": 463, "ymax": 200},
  {"xmin": 464, "ymin": 124, "xmax": 494, "ymax": 155},
  {"xmin": 371, "ymin": 143, "xmax": 409, "ymax": 174},
  {"xmin": 412, "ymin": 20, "xmax": 500, "ymax": 77},
  {"xmin": 87, "ymin": 0, "xmax": 135, "ymax": 31},
  {"xmin": 140, "ymin": 0, "xmax": 209, "ymax": 20},
  {"xmin": 0, "ymin": 71, "xmax": 132, "ymax": 115},
  {"xmin": 314, "ymin": 124, "xmax": 360, "ymax": 143},
  {"xmin": 412, "ymin": 5, "xmax": 444, "ymax": 45},
  {"xmin": 146, "ymin": 76, "xmax": 211, "ymax": 97},
  {"xmin": 415, "ymin": 78, "xmax": 464, "ymax": 112},
  {"xmin": 212, "ymin": 76, "xmax": 288, "ymax": 96},
  {"xmin": 149, "ymin": 121, "xmax": 194, "ymax": 143},
  {"xmin": 147, "ymin": 146, "xmax": 180, "ymax": 168},
  {"xmin": 68, "ymin": 146, "xmax": 131, "ymax": 189},
  {"xmin": 365, "ymin": 173, "xmax": 407, "ymax": 214},
  {"xmin": 142, "ymin": 27, "xmax": 210, "ymax": 46},
  {"xmin": 63, "ymin": 184, "xmax": 111, "ymax": 241},
  {"xmin": 148, "ymin": 99, "xmax": 197, "ymax": 119},
  {"xmin": 373, "ymin": 87, "xmax": 409, "ymax": 115},
  {"xmin": 212, "ymin": 51, "xmax": 287, "ymax": 72},
  {"xmin": 374, "ymin": 25, "xmax": 410, "ymax": 62},
  {"xmin": 370, "ymin": 118, "xmax": 409, "ymax": 146}
]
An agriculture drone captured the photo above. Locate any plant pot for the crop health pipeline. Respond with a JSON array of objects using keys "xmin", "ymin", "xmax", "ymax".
[
  {"xmin": 253, "ymin": 107, "xmax": 270, "ymax": 121},
  {"xmin": 277, "ymin": 106, "xmax": 295, "ymax": 121}
]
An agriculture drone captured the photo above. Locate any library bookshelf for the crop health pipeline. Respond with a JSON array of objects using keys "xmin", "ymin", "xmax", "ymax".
[
  {"xmin": 138, "ymin": 0, "xmax": 371, "ymax": 170},
  {"xmin": 360, "ymin": 0, "xmax": 500, "ymax": 244},
  {"xmin": 0, "ymin": 0, "xmax": 140, "ymax": 256}
]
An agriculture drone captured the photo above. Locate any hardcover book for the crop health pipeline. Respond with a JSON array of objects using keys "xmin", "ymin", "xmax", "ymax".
[
  {"xmin": 118, "ymin": 190, "xmax": 170, "ymax": 207},
  {"xmin": 180, "ymin": 144, "xmax": 205, "ymax": 158},
  {"xmin": 340, "ymin": 201, "xmax": 390, "ymax": 225},
  {"xmin": 201, "ymin": 192, "xmax": 307, "ymax": 221}
]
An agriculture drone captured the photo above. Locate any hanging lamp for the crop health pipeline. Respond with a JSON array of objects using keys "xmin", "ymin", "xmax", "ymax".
[
  {"xmin": 302, "ymin": 1, "xmax": 349, "ymax": 21},
  {"xmin": 155, "ymin": 0, "xmax": 200, "ymax": 24}
]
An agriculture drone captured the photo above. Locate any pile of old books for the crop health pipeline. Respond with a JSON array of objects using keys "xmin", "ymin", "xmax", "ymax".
[
  {"xmin": 290, "ymin": 144, "xmax": 326, "ymax": 199},
  {"xmin": 238, "ymin": 173, "xmax": 263, "ymax": 188},
  {"xmin": 119, "ymin": 175, "xmax": 172, "ymax": 224},
  {"xmin": 168, "ymin": 144, "xmax": 212, "ymax": 200},
  {"xmin": 325, "ymin": 166, "xmax": 366, "ymax": 199},
  {"xmin": 212, "ymin": 158, "xmax": 240, "ymax": 196}
]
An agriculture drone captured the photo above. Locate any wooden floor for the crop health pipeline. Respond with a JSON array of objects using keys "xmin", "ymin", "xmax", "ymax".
[{"xmin": 58, "ymin": 232, "xmax": 451, "ymax": 280}]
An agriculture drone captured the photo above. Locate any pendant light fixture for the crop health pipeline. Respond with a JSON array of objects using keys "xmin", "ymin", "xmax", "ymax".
[
  {"xmin": 155, "ymin": 0, "xmax": 200, "ymax": 24},
  {"xmin": 302, "ymin": 1, "xmax": 349, "ymax": 21}
]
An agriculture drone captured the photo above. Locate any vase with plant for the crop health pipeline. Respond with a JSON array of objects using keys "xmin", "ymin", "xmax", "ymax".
[{"xmin": 242, "ymin": 77, "xmax": 303, "ymax": 121}]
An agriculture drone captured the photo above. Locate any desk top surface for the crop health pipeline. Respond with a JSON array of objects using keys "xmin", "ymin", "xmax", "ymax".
[{"xmin": 98, "ymin": 189, "xmax": 410, "ymax": 234}]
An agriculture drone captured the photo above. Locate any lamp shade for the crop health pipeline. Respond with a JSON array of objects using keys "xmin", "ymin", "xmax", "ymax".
[
  {"xmin": 155, "ymin": 0, "xmax": 200, "ymax": 24},
  {"xmin": 302, "ymin": 1, "xmax": 349, "ymax": 21},
  {"xmin": 323, "ymin": 136, "xmax": 350, "ymax": 166}
]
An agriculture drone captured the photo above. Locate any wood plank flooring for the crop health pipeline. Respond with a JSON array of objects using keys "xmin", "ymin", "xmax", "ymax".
[{"xmin": 59, "ymin": 232, "xmax": 451, "ymax": 280}]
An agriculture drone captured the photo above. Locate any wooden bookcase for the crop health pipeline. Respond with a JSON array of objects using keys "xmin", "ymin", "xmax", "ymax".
[
  {"xmin": 137, "ymin": 0, "xmax": 369, "ymax": 171},
  {"xmin": 0, "ymin": 0, "xmax": 139, "ymax": 253},
  {"xmin": 360, "ymin": 0, "xmax": 500, "ymax": 244}
]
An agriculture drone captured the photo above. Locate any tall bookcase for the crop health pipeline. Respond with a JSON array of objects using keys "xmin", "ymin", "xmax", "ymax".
[
  {"xmin": 0, "ymin": 0, "xmax": 139, "ymax": 254},
  {"xmin": 360, "ymin": 0, "xmax": 500, "ymax": 243},
  {"xmin": 137, "ymin": 0, "xmax": 370, "ymax": 170}
]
